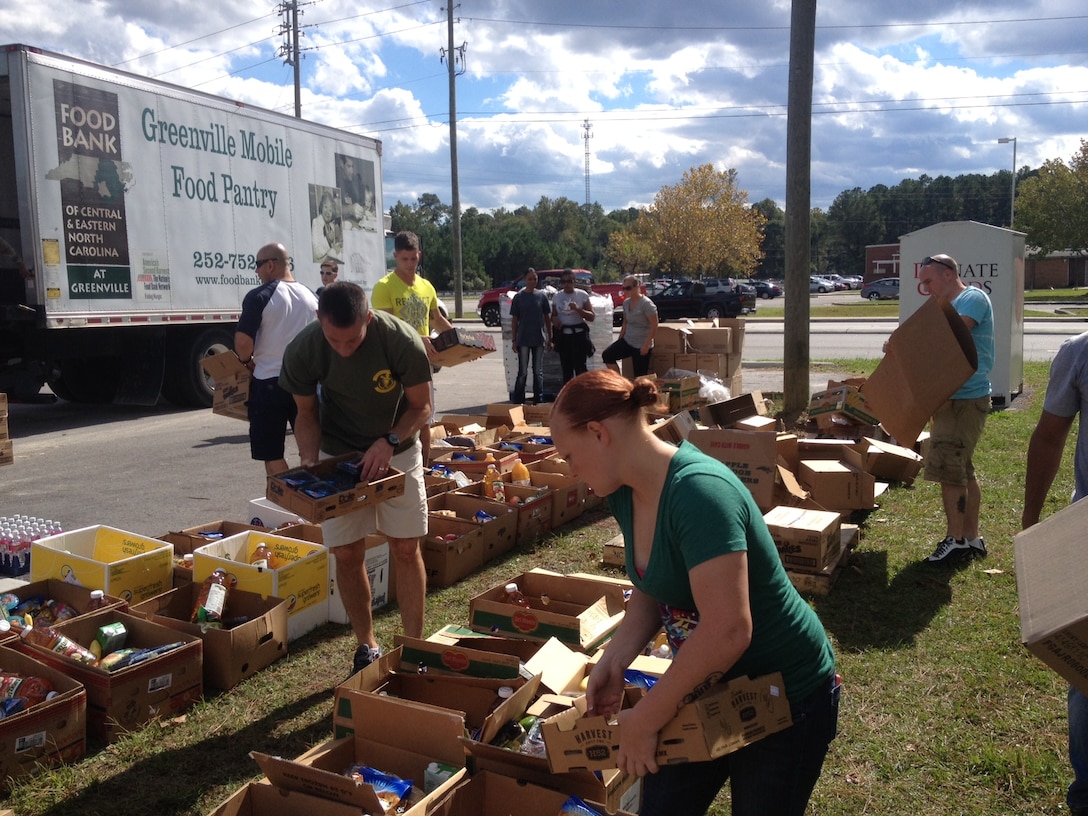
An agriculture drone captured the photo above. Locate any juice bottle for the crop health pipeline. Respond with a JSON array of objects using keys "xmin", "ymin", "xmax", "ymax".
[
  {"xmin": 85, "ymin": 589, "xmax": 110, "ymax": 612},
  {"xmin": 19, "ymin": 621, "xmax": 99, "ymax": 665},
  {"xmin": 500, "ymin": 582, "xmax": 530, "ymax": 608},
  {"xmin": 250, "ymin": 542, "xmax": 276, "ymax": 570},
  {"xmin": 484, "ymin": 463, "xmax": 506, "ymax": 501},
  {"xmin": 0, "ymin": 672, "xmax": 57, "ymax": 706},
  {"xmin": 191, "ymin": 568, "xmax": 230, "ymax": 625},
  {"xmin": 510, "ymin": 458, "xmax": 531, "ymax": 486}
]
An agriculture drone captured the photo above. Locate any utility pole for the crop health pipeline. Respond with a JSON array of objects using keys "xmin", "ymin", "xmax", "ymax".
[
  {"xmin": 277, "ymin": 1, "xmax": 304, "ymax": 118},
  {"xmin": 441, "ymin": 5, "xmax": 466, "ymax": 317},
  {"xmin": 782, "ymin": 0, "xmax": 817, "ymax": 418},
  {"xmin": 583, "ymin": 119, "xmax": 593, "ymax": 206}
]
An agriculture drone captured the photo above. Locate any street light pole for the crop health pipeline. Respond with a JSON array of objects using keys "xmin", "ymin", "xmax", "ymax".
[{"xmin": 998, "ymin": 137, "xmax": 1017, "ymax": 228}]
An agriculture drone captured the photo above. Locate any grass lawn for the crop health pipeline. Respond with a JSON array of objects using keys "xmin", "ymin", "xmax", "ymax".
[{"xmin": 2, "ymin": 361, "xmax": 1078, "ymax": 816}]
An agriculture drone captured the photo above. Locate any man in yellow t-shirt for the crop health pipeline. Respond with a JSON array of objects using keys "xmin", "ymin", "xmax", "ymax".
[{"xmin": 372, "ymin": 231, "xmax": 453, "ymax": 457}]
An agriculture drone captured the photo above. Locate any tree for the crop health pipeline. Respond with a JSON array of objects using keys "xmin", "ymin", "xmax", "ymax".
[
  {"xmin": 1014, "ymin": 140, "xmax": 1088, "ymax": 255},
  {"xmin": 753, "ymin": 199, "xmax": 785, "ymax": 278},
  {"xmin": 826, "ymin": 187, "xmax": 884, "ymax": 276},
  {"xmin": 643, "ymin": 164, "xmax": 766, "ymax": 277},
  {"xmin": 607, "ymin": 218, "xmax": 657, "ymax": 275}
]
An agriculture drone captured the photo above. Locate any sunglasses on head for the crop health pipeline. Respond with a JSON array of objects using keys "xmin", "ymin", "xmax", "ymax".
[{"xmin": 922, "ymin": 256, "xmax": 956, "ymax": 272}]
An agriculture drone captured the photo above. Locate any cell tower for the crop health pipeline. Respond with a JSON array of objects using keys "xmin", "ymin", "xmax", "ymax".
[{"xmin": 582, "ymin": 119, "xmax": 592, "ymax": 205}]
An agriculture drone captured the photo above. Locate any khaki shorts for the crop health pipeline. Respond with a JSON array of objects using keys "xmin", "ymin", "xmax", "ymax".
[
  {"xmin": 320, "ymin": 441, "xmax": 428, "ymax": 545},
  {"xmin": 923, "ymin": 396, "xmax": 991, "ymax": 486}
]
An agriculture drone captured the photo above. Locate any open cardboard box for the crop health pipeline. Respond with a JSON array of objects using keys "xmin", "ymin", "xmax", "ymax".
[
  {"xmin": 442, "ymin": 770, "xmax": 636, "ymax": 816},
  {"xmin": 0, "ymin": 646, "xmax": 86, "ymax": 787},
  {"xmin": 18, "ymin": 609, "xmax": 202, "ymax": 743},
  {"xmin": 542, "ymin": 672, "xmax": 792, "ymax": 772},
  {"xmin": 207, "ymin": 782, "xmax": 372, "ymax": 816},
  {"xmin": 391, "ymin": 634, "xmax": 530, "ymax": 681},
  {"xmin": 861, "ymin": 297, "xmax": 978, "ymax": 447},
  {"xmin": 199, "ymin": 350, "xmax": 251, "ymax": 421},
  {"xmin": 468, "ymin": 570, "xmax": 625, "ymax": 653},
  {"xmin": 130, "ymin": 585, "xmax": 288, "ymax": 690},
  {"xmin": 253, "ymin": 688, "xmax": 466, "ymax": 814},
  {"xmin": 267, "ymin": 453, "xmax": 407, "ymax": 523}
]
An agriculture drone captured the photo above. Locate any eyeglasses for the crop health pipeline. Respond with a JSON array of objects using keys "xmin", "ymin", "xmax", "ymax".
[{"xmin": 922, "ymin": 256, "xmax": 956, "ymax": 272}]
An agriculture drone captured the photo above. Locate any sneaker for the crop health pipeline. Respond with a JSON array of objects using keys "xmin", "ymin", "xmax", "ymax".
[
  {"xmin": 925, "ymin": 536, "xmax": 971, "ymax": 564},
  {"xmin": 350, "ymin": 644, "xmax": 382, "ymax": 678},
  {"xmin": 966, "ymin": 536, "xmax": 988, "ymax": 557}
]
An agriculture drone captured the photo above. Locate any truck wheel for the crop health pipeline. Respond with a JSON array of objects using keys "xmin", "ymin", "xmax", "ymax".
[
  {"xmin": 704, "ymin": 304, "xmax": 725, "ymax": 320},
  {"xmin": 162, "ymin": 326, "xmax": 234, "ymax": 408},
  {"xmin": 480, "ymin": 303, "xmax": 501, "ymax": 327},
  {"xmin": 47, "ymin": 358, "xmax": 121, "ymax": 403}
]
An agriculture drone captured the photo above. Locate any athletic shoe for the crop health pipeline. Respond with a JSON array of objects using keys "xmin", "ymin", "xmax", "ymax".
[
  {"xmin": 350, "ymin": 644, "xmax": 382, "ymax": 678},
  {"xmin": 966, "ymin": 536, "xmax": 988, "ymax": 557},
  {"xmin": 925, "ymin": 536, "xmax": 971, "ymax": 564}
]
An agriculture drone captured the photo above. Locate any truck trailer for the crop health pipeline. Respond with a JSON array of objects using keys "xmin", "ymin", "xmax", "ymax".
[{"xmin": 0, "ymin": 44, "xmax": 385, "ymax": 406}]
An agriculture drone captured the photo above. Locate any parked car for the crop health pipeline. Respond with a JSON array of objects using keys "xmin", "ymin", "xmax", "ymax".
[
  {"xmin": 840, "ymin": 275, "xmax": 864, "ymax": 289},
  {"xmin": 753, "ymin": 280, "xmax": 782, "ymax": 299},
  {"xmin": 860, "ymin": 277, "xmax": 900, "ymax": 300},
  {"xmin": 649, "ymin": 279, "xmax": 755, "ymax": 321},
  {"xmin": 476, "ymin": 269, "xmax": 608, "ymax": 327},
  {"xmin": 810, "ymin": 276, "xmax": 835, "ymax": 294},
  {"xmin": 820, "ymin": 273, "xmax": 850, "ymax": 291}
]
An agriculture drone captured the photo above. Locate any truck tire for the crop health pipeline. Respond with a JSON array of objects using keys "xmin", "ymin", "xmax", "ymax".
[
  {"xmin": 704, "ymin": 303, "xmax": 726, "ymax": 320},
  {"xmin": 162, "ymin": 326, "xmax": 234, "ymax": 408},
  {"xmin": 47, "ymin": 358, "xmax": 121, "ymax": 404},
  {"xmin": 480, "ymin": 303, "xmax": 501, "ymax": 327}
]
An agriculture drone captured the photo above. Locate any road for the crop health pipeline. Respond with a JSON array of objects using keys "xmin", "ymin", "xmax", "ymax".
[{"xmin": 1, "ymin": 312, "xmax": 1084, "ymax": 537}]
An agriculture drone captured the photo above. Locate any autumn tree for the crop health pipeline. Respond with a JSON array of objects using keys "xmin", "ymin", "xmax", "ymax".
[
  {"xmin": 607, "ymin": 218, "xmax": 657, "ymax": 275},
  {"xmin": 1014, "ymin": 140, "xmax": 1088, "ymax": 255},
  {"xmin": 642, "ymin": 164, "xmax": 766, "ymax": 277}
]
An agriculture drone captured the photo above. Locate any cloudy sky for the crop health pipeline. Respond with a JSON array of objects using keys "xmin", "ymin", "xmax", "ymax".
[{"xmin": 4, "ymin": 1, "xmax": 1085, "ymax": 215}]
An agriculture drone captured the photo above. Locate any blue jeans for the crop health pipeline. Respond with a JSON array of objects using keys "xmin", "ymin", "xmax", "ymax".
[
  {"xmin": 1069, "ymin": 686, "xmax": 1088, "ymax": 810},
  {"xmin": 513, "ymin": 344, "xmax": 544, "ymax": 403},
  {"xmin": 640, "ymin": 673, "xmax": 840, "ymax": 816}
]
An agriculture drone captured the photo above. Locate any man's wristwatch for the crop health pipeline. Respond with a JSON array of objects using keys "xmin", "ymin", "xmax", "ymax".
[{"xmin": 384, "ymin": 432, "xmax": 400, "ymax": 447}]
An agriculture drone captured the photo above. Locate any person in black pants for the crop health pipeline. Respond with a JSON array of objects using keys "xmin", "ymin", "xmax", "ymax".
[{"xmin": 551, "ymin": 270, "xmax": 595, "ymax": 383}]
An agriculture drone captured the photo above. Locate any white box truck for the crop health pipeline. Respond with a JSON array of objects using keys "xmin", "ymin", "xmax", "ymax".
[{"xmin": 0, "ymin": 44, "xmax": 386, "ymax": 406}]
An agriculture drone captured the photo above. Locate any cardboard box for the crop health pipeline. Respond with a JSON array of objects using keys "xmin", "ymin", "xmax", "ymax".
[
  {"xmin": 698, "ymin": 391, "xmax": 768, "ymax": 428},
  {"xmin": 468, "ymin": 570, "xmax": 625, "ymax": 652},
  {"xmin": 454, "ymin": 481, "xmax": 554, "ymax": 547},
  {"xmin": 0, "ymin": 439, "xmax": 11, "ymax": 467},
  {"xmin": 1015, "ymin": 500, "xmax": 1088, "ymax": 696},
  {"xmin": 685, "ymin": 326, "xmax": 735, "ymax": 355},
  {"xmin": 763, "ymin": 506, "xmax": 842, "ymax": 573},
  {"xmin": 443, "ymin": 770, "xmax": 635, "ymax": 816},
  {"xmin": 650, "ymin": 411, "xmax": 698, "ymax": 445},
  {"xmin": 421, "ymin": 514, "xmax": 488, "ymax": 587},
  {"xmin": 18, "ymin": 609, "xmax": 202, "ymax": 743},
  {"xmin": 193, "ymin": 530, "xmax": 329, "ymax": 642},
  {"xmin": 4, "ymin": 578, "xmax": 127, "ymax": 622},
  {"xmin": 391, "ymin": 634, "xmax": 526, "ymax": 681},
  {"xmin": 0, "ymin": 646, "xmax": 86, "ymax": 786},
  {"xmin": 542, "ymin": 672, "xmax": 791, "ymax": 771},
  {"xmin": 246, "ymin": 497, "xmax": 306, "ymax": 529},
  {"xmin": 159, "ymin": 520, "xmax": 266, "ymax": 559},
  {"xmin": 130, "ymin": 585, "xmax": 289, "ymax": 690},
  {"xmin": 861, "ymin": 297, "xmax": 979, "ymax": 446},
  {"xmin": 688, "ymin": 428, "xmax": 780, "ymax": 509},
  {"xmin": 207, "ymin": 782, "xmax": 370, "ymax": 816},
  {"xmin": 863, "ymin": 437, "xmax": 924, "ymax": 484},
  {"xmin": 527, "ymin": 459, "xmax": 587, "ymax": 528},
  {"xmin": 798, "ymin": 448, "xmax": 877, "ymax": 512},
  {"xmin": 653, "ymin": 325, "xmax": 689, "ymax": 354},
  {"xmin": 334, "ymin": 647, "xmax": 539, "ymax": 745},
  {"xmin": 428, "ymin": 491, "xmax": 518, "ymax": 566},
  {"xmin": 602, "ymin": 533, "xmax": 625, "ymax": 567},
  {"xmin": 431, "ymin": 448, "xmax": 520, "ymax": 475},
  {"xmin": 30, "ymin": 525, "xmax": 174, "ymax": 604},
  {"xmin": 431, "ymin": 326, "xmax": 497, "ymax": 366},
  {"xmin": 199, "ymin": 351, "xmax": 251, "ymax": 421},
  {"xmin": 736, "ymin": 415, "xmax": 778, "ymax": 433},
  {"xmin": 807, "ymin": 385, "xmax": 880, "ymax": 427},
  {"xmin": 266, "ymin": 453, "xmax": 407, "ymax": 523},
  {"xmin": 522, "ymin": 403, "xmax": 552, "ymax": 425}
]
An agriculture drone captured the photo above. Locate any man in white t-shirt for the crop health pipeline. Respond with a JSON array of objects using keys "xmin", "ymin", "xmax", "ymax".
[
  {"xmin": 551, "ymin": 269, "xmax": 595, "ymax": 384},
  {"xmin": 235, "ymin": 242, "xmax": 319, "ymax": 476}
]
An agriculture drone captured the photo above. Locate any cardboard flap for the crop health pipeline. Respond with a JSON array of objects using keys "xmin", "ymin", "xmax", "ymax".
[
  {"xmin": 200, "ymin": 350, "xmax": 250, "ymax": 379},
  {"xmin": 861, "ymin": 297, "xmax": 978, "ymax": 446}
]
